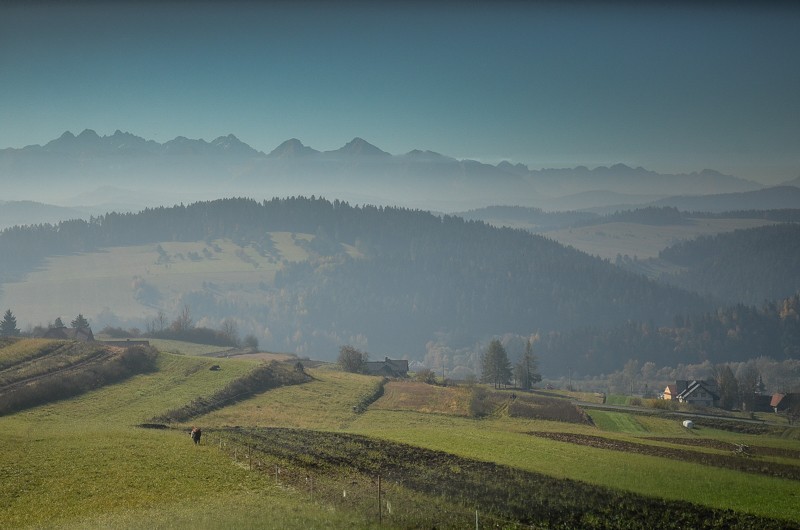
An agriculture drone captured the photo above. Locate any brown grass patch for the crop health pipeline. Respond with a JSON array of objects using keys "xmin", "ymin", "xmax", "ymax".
[
  {"xmin": 372, "ymin": 381, "xmax": 470, "ymax": 416},
  {"xmin": 225, "ymin": 352, "xmax": 296, "ymax": 362}
]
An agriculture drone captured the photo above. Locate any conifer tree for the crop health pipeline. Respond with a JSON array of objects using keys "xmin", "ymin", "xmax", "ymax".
[
  {"xmin": 481, "ymin": 339, "xmax": 512, "ymax": 389},
  {"xmin": 1, "ymin": 310, "xmax": 20, "ymax": 336},
  {"xmin": 71, "ymin": 314, "xmax": 90, "ymax": 329},
  {"xmin": 515, "ymin": 339, "xmax": 542, "ymax": 391}
]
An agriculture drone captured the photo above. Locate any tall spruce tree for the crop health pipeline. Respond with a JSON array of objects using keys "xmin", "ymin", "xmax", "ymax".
[
  {"xmin": 515, "ymin": 339, "xmax": 542, "ymax": 391},
  {"xmin": 481, "ymin": 339, "xmax": 512, "ymax": 389},
  {"xmin": 1, "ymin": 310, "xmax": 20, "ymax": 336}
]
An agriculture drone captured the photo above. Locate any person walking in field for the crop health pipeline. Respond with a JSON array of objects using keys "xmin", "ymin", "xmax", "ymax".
[{"xmin": 190, "ymin": 427, "xmax": 202, "ymax": 445}]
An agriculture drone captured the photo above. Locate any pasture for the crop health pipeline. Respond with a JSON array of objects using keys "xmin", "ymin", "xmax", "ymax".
[
  {"xmin": 2, "ymin": 339, "xmax": 799, "ymax": 528},
  {"xmin": 0, "ymin": 233, "xmax": 360, "ymax": 327}
]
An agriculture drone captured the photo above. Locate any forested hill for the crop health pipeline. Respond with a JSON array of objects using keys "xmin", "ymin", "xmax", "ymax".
[
  {"xmin": 0, "ymin": 197, "xmax": 709, "ymax": 357},
  {"xmin": 537, "ymin": 295, "xmax": 800, "ymax": 375},
  {"xmin": 658, "ymin": 223, "xmax": 800, "ymax": 305}
]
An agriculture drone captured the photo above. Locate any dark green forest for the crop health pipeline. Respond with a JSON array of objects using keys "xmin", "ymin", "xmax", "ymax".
[
  {"xmin": 0, "ymin": 197, "xmax": 709, "ymax": 363},
  {"xmin": 658, "ymin": 223, "xmax": 800, "ymax": 304},
  {"xmin": 536, "ymin": 295, "xmax": 800, "ymax": 375}
]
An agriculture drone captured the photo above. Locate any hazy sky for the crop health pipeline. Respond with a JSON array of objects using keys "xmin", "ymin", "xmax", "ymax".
[{"xmin": 1, "ymin": 1, "xmax": 799, "ymax": 184}]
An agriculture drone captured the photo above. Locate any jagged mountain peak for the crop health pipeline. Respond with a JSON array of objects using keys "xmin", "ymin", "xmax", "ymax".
[
  {"xmin": 331, "ymin": 137, "xmax": 390, "ymax": 156},
  {"xmin": 268, "ymin": 138, "xmax": 319, "ymax": 158},
  {"xmin": 210, "ymin": 134, "xmax": 261, "ymax": 155},
  {"xmin": 77, "ymin": 129, "xmax": 100, "ymax": 140}
]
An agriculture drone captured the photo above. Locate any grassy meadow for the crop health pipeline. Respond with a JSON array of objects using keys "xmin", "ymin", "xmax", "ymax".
[
  {"xmin": 2, "ymin": 339, "xmax": 800, "ymax": 528},
  {"xmin": 0, "ymin": 234, "xmax": 360, "ymax": 327}
]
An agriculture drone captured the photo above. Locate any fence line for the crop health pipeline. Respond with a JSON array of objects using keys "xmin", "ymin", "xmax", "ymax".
[{"xmin": 203, "ymin": 431, "xmax": 538, "ymax": 529}]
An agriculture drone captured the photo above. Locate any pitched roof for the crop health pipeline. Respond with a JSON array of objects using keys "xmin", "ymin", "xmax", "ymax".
[
  {"xmin": 676, "ymin": 379, "xmax": 718, "ymax": 401},
  {"xmin": 769, "ymin": 393, "xmax": 799, "ymax": 409},
  {"xmin": 771, "ymin": 393, "xmax": 786, "ymax": 408},
  {"xmin": 363, "ymin": 357, "xmax": 408, "ymax": 376}
]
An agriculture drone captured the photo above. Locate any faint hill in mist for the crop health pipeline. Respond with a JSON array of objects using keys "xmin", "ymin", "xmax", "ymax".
[
  {"xmin": 780, "ymin": 175, "xmax": 800, "ymax": 188},
  {"xmin": 649, "ymin": 186, "xmax": 800, "ymax": 213},
  {"xmin": 454, "ymin": 206, "xmax": 598, "ymax": 231},
  {"xmin": 0, "ymin": 201, "xmax": 85, "ymax": 230}
]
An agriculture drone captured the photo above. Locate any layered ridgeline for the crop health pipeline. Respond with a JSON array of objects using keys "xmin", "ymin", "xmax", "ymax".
[
  {"xmin": 0, "ymin": 129, "xmax": 762, "ymax": 211},
  {"xmin": 0, "ymin": 197, "xmax": 708, "ymax": 363}
]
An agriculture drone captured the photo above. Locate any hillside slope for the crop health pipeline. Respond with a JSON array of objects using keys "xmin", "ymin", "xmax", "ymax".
[
  {"xmin": 0, "ymin": 197, "xmax": 709, "ymax": 360},
  {"xmin": 658, "ymin": 223, "xmax": 800, "ymax": 304}
]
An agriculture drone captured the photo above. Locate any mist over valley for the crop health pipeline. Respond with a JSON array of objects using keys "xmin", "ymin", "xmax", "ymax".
[{"xmin": 1, "ymin": 136, "xmax": 799, "ymax": 379}]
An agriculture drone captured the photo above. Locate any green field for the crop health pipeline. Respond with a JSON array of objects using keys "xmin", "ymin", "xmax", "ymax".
[
  {"xmin": 588, "ymin": 410, "xmax": 649, "ymax": 432},
  {"xmin": 0, "ymin": 234, "xmax": 360, "ymax": 328},
  {"xmin": 2, "ymin": 339, "xmax": 800, "ymax": 528}
]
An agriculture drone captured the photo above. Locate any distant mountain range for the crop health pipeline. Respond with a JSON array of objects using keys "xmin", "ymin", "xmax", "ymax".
[{"xmin": 0, "ymin": 129, "xmax": 766, "ymax": 211}]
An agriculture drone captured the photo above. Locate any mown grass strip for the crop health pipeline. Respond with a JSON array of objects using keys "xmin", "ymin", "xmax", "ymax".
[
  {"xmin": 530, "ymin": 431, "xmax": 800, "ymax": 480},
  {"xmin": 589, "ymin": 409, "xmax": 648, "ymax": 433}
]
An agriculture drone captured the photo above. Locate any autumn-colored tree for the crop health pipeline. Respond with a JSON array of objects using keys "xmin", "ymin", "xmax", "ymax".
[{"xmin": 338, "ymin": 345, "xmax": 367, "ymax": 373}]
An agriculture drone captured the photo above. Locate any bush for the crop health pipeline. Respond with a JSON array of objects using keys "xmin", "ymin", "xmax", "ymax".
[
  {"xmin": 100, "ymin": 326, "xmax": 136, "ymax": 338},
  {"xmin": 468, "ymin": 386, "xmax": 494, "ymax": 417},
  {"xmin": 414, "ymin": 369, "xmax": 437, "ymax": 385},
  {"xmin": 149, "ymin": 326, "xmax": 238, "ymax": 347},
  {"xmin": 647, "ymin": 398, "xmax": 678, "ymax": 411},
  {"xmin": 353, "ymin": 377, "xmax": 387, "ymax": 413},
  {"xmin": 338, "ymin": 345, "xmax": 367, "ymax": 373}
]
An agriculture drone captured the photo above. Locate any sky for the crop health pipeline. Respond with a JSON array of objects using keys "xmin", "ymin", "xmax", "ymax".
[{"xmin": 1, "ymin": 1, "xmax": 799, "ymax": 184}]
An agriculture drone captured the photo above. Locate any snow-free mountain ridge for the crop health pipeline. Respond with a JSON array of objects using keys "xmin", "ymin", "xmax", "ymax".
[{"xmin": 0, "ymin": 130, "xmax": 765, "ymax": 211}]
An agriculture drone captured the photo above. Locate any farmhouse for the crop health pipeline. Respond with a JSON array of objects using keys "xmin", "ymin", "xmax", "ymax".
[
  {"xmin": 661, "ymin": 379, "xmax": 719, "ymax": 407},
  {"xmin": 674, "ymin": 379, "xmax": 719, "ymax": 407},
  {"xmin": 770, "ymin": 393, "xmax": 800, "ymax": 413},
  {"xmin": 43, "ymin": 326, "xmax": 94, "ymax": 342},
  {"xmin": 362, "ymin": 357, "xmax": 409, "ymax": 377}
]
